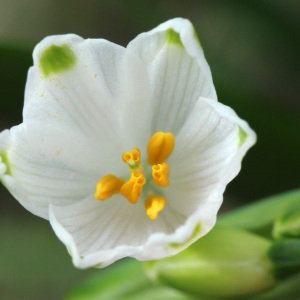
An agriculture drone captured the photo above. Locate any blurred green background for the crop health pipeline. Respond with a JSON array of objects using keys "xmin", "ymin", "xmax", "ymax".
[{"xmin": 0, "ymin": 0, "xmax": 299, "ymax": 299}]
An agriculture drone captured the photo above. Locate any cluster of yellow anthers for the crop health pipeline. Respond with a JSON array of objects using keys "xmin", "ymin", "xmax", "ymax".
[{"xmin": 94, "ymin": 132, "xmax": 175, "ymax": 221}]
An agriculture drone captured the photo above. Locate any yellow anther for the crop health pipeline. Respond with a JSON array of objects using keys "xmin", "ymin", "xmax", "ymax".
[
  {"xmin": 145, "ymin": 195, "xmax": 166, "ymax": 221},
  {"xmin": 152, "ymin": 163, "xmax": 170, "ymax": 187},
  {"xmin": 122, "ymin": 148, "xmax": 141, "ymax": 163},
  {"xmin": 147, "ymin": 132, "xmax": 175, "ymax": 165},
  {"xmin": 122, "ymin": 148, "xmax": 141, "ymax": 170},
  {"xmin": 120, "ymin": 173, "xmax": 146, "ymax": 204},
  {"xmin": 95, "ymin": 175, "xmax": 125, "ymax": 201}
]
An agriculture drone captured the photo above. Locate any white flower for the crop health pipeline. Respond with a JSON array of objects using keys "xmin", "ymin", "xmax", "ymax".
[{"xmin": 0, "ymin": 18, "xmax": 256, "ymax": 268}]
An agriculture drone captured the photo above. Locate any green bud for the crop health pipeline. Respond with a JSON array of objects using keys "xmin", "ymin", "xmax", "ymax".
[
  {"xmin": 273, "ymin": 207, "xmax": 300, "ymax": 239},
  {"xmin": 145, "ymin": 226, "xmax": 276, "ymax": 298}
]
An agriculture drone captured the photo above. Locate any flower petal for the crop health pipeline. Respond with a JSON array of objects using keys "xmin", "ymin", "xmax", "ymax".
[
  {"xmin": 0, "ymin": 126, "xmax": 97, "ymax": 218},
  {"xmin": 49, "ymin": 94, "xmax": 256, "ymax": 269},
  {"xmin": 165, "ymin": 96, "xmax": 256, "ymax": 231},
  {"xmin": 1, "ymin": 35, "xmax": 153, "ymax": 218},
  {"xmin": 49, "ymin": 191, "xmax": 222, "ymax": 268},
  {"xmin": 127, "ymin": 18, "xmax": 217, "ymax": 133},
  {"xmin": 27, "ymin": 34, "xmax": 153, "ymax": 149},
  {"xmin": 49, "ymin": 194, "xmax": 190, "ymax": 268}
]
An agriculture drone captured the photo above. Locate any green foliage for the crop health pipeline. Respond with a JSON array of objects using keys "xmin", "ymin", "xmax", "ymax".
[
  {"xmin": 219, "ymin": 189, "xmax": 300, "ymax": 237},
  {"xmin": 65, "ymin": 258, "xmax": 197, "ymax": 300},
  {"xmin": 269, "ymin": 240, "xmax": 300, "ymax": 279},
  {"xmin": 273, "ymin": 206, "xmax": 300, "ymax": 239},
  {"xmin": 147, "ymin": 227, "xmax": 275, "ymax": 298}
]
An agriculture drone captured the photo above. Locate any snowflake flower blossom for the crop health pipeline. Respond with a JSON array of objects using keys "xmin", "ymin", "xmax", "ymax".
[{"xmin": 0, "ymin": 18, "xmax": 256, "ymax": 268}]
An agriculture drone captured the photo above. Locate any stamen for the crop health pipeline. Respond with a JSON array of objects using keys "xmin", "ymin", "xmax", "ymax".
[
  {"xmin": 147, "ymin": 132, "xmax": 175, "ymax": 165},
  {"xmin": 152, "ymin": 163, "xmax": 170, "ymax": 187},
  {"xmin": 95, "ymin": 132, "xmax": 175, "ymax": 219},
  {"xmin": 120, "ymin": 173, "xmax": 146, "ymax": 204},
  {"xmin": 145, "ymin": 195, "xmax": 166, "ymax": 221},
  {"xmin": 95, "ymin": 175, "xmax": 125, "ymax": 201}
]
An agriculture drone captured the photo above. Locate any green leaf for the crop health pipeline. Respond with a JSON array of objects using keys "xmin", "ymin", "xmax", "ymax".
[
  {"xmin": 273, "ymin": 207, "xmax": 300, "ymax": 239},
  {"xmin": 121, "ymin": 285, "xmax": 198, "ymax": 300},
  {"xmin": 65, "ymin": 259, "xmax": 149, "ymax": 300},
  {"xmin": 65, "ymin": 258, "xmax": 198, "ymax": 300},
  {"xmin": 219, "ymin": 189, "xmax": 300, "ymax": 237}
]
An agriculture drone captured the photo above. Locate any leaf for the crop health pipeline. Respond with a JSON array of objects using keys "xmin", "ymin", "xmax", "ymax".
[{"xmin": 219, "ymin": 189, "xmax": 300, "ymax": 237}]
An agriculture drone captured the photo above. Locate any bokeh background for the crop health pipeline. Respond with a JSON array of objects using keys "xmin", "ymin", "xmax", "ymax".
[{"xmin": 0, "ymin": 0, "xmax": 299, "ymax": 299}]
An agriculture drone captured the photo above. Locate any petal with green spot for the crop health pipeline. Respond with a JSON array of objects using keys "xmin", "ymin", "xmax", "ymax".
[
  {"xmin": 238, "ymin": 126, "xmax": 248, "ymax": 147},
  {"xmin": 169, "ymin": 223, "xmax": 202, "ymax": 249},
  {"xmin": 39, "ymin": 44, "xmax": 77, "ymax": 77},
  {"xmin": 166, "ymin": 29, "xmax": 183, "ymax": 47},
  {"xmin": 0, "ymin": 152, "xmax": 12, "ymax": 176}
]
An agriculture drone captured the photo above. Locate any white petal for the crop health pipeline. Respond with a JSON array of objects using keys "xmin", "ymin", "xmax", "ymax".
[
  {"xmin": 1, "ymin": 34, "xmax": 154, "ymax": 218},
  {"xmin": 127, "ymin": 18, "xmax": 217, "ymax": 133},
  {"xmin": 26, "ymin": 34, "xmax": 152, "ymax": 153},
  {"xmin": 49, "ymin": 194, "xmax": 189, "ymax": 268},
  {"xmin": 49, "ymin": 190, "xmax": 223, "ymax": 268},
  {"xmin": 165, "ymin": 96, "xmax": 256, "ymax": 227},
  {"xmin": 0, "ymin": 126, "xmax": 95, "ymax": 218},
  {"xmin": 48, "ymin": 94, "xmax": 257, "ymax": 269},
  {"xmin": 0, "ymin": 130, "xmax": 26, "ymax": 202}
]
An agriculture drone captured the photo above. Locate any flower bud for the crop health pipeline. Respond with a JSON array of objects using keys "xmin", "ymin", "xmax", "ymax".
[{"xmin": 145, "ymin": 226, "xmax": 276, "ymax": 298}]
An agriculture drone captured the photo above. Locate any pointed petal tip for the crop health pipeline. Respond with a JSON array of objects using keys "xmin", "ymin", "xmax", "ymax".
[{"xmin": 32, "ymin": 34, "xmax": 83, "ymax": 77}]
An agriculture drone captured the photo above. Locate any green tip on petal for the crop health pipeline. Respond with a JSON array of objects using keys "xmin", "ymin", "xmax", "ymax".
[
  {"xmin": 93, "ymin": 262, "xmax": 103, "ymax": 268},
  {"xmin": 169, "ymin": 223, "xmax": 202, "ymax": 249},
  {"xmin": 166, "ymin": 29, "xmax": 183, "ymax": 48},
  {"xmin": 0, "ymin": 152, "xmax": 12, "ymax": 176},
  {"xmin": 39, "ymin": 44, "xmax": 77, "ymax": 77},
  {"xmin": 238, "ymin": 126, "xmax": 248, "ymax": 147}
]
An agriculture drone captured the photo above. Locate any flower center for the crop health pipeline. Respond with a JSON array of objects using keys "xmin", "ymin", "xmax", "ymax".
[{"xmin": 94, "ymin": 132, "xmax": 175, "ymax": 221}]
